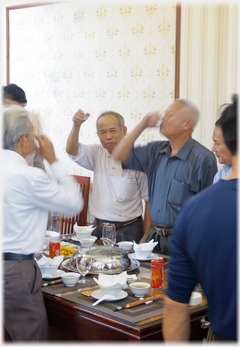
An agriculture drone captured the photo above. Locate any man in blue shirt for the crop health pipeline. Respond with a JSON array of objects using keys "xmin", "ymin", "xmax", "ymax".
[
  {"xmin": 113, "ymin": 99, "xmax": 217, "ymax": 253},
  {"xmin": 163, "ymin": 95, "xmax": 237, "ymax": 342}
]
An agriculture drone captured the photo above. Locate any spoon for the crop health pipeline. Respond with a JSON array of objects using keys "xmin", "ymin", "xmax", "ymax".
[{"xmin": 92, "ymin": 294, "xmax": 113, "ymax": 306}]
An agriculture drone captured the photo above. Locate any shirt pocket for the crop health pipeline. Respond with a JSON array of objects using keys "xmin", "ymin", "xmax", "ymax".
[
  {"xmin": 168, "ymin": 178, "xmax": 187, "ymax": 212},
  {"xmin": 117, "ymin": 177, "xmax": 139, "ymax": 202}
]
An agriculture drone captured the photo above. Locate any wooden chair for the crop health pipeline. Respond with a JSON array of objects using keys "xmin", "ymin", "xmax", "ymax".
[{"xmin": 60, "ymin": 175, "xmax": 90, "ymax": 235}]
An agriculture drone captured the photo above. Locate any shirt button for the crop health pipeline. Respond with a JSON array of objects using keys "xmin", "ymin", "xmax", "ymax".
[
  {"xmin": 164, "ymin": 179, "xmax": 167, "ymax": 182},
  {"xmin": 160, "ymin": 195, "xmax": 163, "ymax": 197},
  {"xmin": 167, "ymin": 163, "xmax": 170, "ymax": 166}
]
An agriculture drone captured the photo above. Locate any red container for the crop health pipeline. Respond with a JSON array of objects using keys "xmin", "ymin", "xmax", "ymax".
[
  {"xmin": 151, "ymin": 258, "xmax": 163, "ymax": 289},
  {"xmin": 49, "ymin": 241, "xmax": 60, "ymax": 259}
]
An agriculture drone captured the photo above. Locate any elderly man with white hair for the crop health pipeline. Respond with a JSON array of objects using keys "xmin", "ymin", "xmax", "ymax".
[
  {"xmin": 2, "ymin": 105, "xmax": 83, "ymax": 342},
  {"xmin": 113, "ymin": 99, "xmax": 218, "ymax": 254}
]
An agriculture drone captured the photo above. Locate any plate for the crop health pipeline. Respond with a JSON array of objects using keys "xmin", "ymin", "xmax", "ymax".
[
  {"xmin": 129, "ymin": 253, "xmax": 159, "ymax": 261},
  {"xmin": 61, "ymin": 258, "xmax": 140, "ymax": 274},
  {"xmin": 42, "ymin": 270, "xmax": 65, "ymax": 280},
  {"xmin": 71, "ymin": 236, "xmax": 81, "ymax": 242},
  {"xmin": 91, "ymin": 290, "xmax": 128, "ymax": 302}
]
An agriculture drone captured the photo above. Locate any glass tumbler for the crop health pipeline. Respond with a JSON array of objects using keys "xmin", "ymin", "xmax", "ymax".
[
  {"xmin": 102, "ymin": 223, "xmax": 116, "ymax": 245},
  {"xmin": 48, "ymin": 212, "xmax": 61, "ymax": 233}
]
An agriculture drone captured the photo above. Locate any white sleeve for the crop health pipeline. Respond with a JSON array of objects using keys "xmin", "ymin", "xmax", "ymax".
[
  {"xmin": 68, "ymin": 143, "xmax": 97, "ymax": 171},
  {"xmin": 31, "ymin": 161, "xmax": 84, "ymax": 216}
]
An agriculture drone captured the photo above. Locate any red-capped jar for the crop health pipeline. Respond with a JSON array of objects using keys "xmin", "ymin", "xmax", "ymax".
[{"xmin": 151, "ymin": 258, "xmax": 163, "ymax": 289}]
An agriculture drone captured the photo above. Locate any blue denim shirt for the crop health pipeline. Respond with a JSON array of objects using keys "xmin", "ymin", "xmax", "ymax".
[{"xmin": 124, "ymin": 137, "xmax": 218, "ymax": 227}]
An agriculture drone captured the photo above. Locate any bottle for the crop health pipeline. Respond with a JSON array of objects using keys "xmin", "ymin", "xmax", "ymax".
[
  {"xmin": 151, "ymin": 258, "xmax": 163, "ymax": 290},
  {"xmin": 49, "ymin": 233, "xmax": 60, "ymax": 259}
]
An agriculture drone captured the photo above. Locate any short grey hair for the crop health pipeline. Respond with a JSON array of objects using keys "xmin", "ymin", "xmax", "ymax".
[
  {"xmin": 174, "ymin": 99, "xmax": 199, "ymax": 129},
  {"xmin": 96, "ymin": 111, "xmax": 125, "ymax": 132},
  {"xmin": 3, "ymin": 105, "xmax": 31, "ymax": 150}
]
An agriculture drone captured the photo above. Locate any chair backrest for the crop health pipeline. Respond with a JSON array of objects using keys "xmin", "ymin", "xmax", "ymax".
[{"xmin": 60, "ymin": 175, "xmax": 90, "ymax": 235}]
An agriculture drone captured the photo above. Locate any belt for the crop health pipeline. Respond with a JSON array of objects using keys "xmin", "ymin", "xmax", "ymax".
[
  {"xmin": 153, "ymin": 224, "xmax": 172, "ymax": 236},
  {"xmin": 3, "ymin": 253, "xmax": 34, "ymax": 261},
  {"xmin": 97, "ymin": 216, "xmax": 141, "ymax": 230}
]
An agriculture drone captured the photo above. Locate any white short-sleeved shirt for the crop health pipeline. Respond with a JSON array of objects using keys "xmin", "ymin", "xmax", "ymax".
[
  {"xmin": 69, "ymin": 143, "xmax": 149, "ymax": 222},
  {"xmin": 3, "ymin": 150, "xmax": 83, "ymax": 254}
]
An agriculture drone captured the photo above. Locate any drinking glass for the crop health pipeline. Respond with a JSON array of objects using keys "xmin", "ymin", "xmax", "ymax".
[
  {"xmin": 48, "ymin": 212, "xmax": 61, "ymax": 232},
  {"xmin": 76, "ymin": 246, "xmax": 92, "ymax": 283},
  {"xmin": 102, "ymin": 223, "xmax": 116, "ymax": 246}
]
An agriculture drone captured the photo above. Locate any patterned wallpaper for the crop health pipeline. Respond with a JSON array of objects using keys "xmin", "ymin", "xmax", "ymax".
[
  {"xmin": 8, "ymin": 2, "xmax": 177, "ymax": 222},
  {"xmin": 8, "ymin": 2, "xmax": 238, "ymax": 223}
]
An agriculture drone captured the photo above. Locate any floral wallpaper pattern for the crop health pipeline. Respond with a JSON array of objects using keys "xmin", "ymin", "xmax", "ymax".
[{"xmin": 9, "ymin": 2, "xmax": 177, "ymax": 222}]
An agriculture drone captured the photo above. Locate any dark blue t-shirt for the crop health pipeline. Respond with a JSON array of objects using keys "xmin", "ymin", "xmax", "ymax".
[{"xmin": 166, "ymin": 179, "xmax": 237, "ymax": 339}]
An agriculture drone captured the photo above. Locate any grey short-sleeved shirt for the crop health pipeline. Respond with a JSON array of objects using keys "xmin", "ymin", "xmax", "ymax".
[{"xmin": 124, "ymin": 137, "xmax": 218, "ymax": 227}]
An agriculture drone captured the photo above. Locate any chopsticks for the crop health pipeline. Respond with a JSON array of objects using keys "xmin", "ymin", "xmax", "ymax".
[
  {"xmin": 41, "ymin": 279, "xmax": 63, "ymax": 287},
  {"xmin": 113, "ymin": 293, "xmax": 164, "ymax": 311}
]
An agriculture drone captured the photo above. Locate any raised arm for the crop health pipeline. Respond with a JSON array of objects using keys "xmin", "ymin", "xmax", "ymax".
[
  {"xmin": 35, "ymin": 135, "xmax": 84, "ymax": 215},
  {"xmin": 35, "ymin": 135, "xmax": 57, "ymax": 164},
  {"xmin": 112, "ymin": 111, "xmax": 161, "ymax": 163},
  {"xmin": 66, "ymin": 109, "xmax": 90, "ymax": 156}
]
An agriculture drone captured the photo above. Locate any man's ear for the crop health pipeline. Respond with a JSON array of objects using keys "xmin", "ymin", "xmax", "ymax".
[
  {"xmin": 123, "ymin": 126, "xmax": 127, "ymax": 136},
  {"xmin": 18, "ymin": 134, "xmax": 27, "ymax": 146},
  {"xmin": 183, "ymin": 119, "xmax": 193, "ymax": 131}
]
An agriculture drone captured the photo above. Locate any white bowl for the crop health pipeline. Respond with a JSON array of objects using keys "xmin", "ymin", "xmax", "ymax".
[
  {"xmin": 61, "ymin": 272, "xmax": 80, "ymax": 287},
  {"xmin": 80, "ymin": 236, "xmax": 97, "ymax": 247},
  {"xmin": 189, "ymin": 292, "xmax": 202, "ymax": 306},
  {"xmin": 99, "ymin": 284, "xmax": 123, "ymax": 297},
  {"xmin": 118, "ymin": 241, "xmax": 133, "ymax": 251},
  {"xmin": 134, "ymin": 249, "xmax": 152, "ymax": 259},
  {"xmin": 38, "ymin": 264, "xmax": 59, "ymax": 275},
  {"xmin": 129, "ymin": 282, "xmax": 150, "ymax": 297},
  {"xmin": 75, "ymin": 230, "xmax": 93, "ymax": 240}
]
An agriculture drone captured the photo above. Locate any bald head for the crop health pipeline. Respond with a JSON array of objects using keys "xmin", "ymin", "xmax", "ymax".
[
  {"xmin": 160, "ymin": 99, "xmax": 199, "ymax": 141},
  {"xmin": 174, "ymin": 99, "xmax": 199, "ymax": 130}
]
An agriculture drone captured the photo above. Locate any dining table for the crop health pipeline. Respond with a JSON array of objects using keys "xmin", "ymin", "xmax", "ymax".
[{"xmin": 41, "ymin": 240, "xmax": 209, "ymax": 342}]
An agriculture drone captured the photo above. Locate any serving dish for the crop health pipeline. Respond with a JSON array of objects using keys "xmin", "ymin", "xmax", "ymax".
[{"xmin": 62, "ymin": 256, "xmax": 140, "ymax": 274}]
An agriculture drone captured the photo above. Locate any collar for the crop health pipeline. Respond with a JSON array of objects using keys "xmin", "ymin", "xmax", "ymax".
[
  {"xmin": 158, "ymin": 137, "xmax": 194, "ymax": 161},
  {"xmin": 104, "ymin": 147, "xmax": 113, "ymax": 158},
  {"xmin": 174, "ymin": 137, "xmax": 194, "ymax": 161},
  {"xmin": 159, "ymin": 142, "xmax": 171, "ymax": 156},
  {"xmin": 3, "ymin": 149, "xmax": 29, "ymax": 165}
]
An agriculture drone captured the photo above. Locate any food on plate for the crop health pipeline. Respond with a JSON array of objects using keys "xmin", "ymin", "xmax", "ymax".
[{"xmin": 60, "ymin": 246, "xmax": 76, "ymax": 257}]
